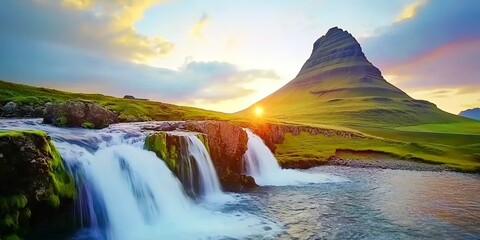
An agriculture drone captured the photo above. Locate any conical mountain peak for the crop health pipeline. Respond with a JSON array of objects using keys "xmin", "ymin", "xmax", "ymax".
[{"xmin": 299, "ymin": 27, "xmax": 367, "ymax": 75}]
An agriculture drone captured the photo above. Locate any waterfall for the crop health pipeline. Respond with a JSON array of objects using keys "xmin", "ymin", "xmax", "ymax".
[
  {"xmin": 243, "ymin": 129, "xmax": 344, "ymax": 186},
  {"xmin": 0, "ymin": 119, "xmax": 279, "ymax": 239},
  {"xmin": 186, "ymin": 135, "xmax": 223, "ymax": 201}
]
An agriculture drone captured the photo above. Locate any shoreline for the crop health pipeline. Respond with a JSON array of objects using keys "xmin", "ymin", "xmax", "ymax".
[{"xmin": 325, "ymin": 157, "xmax": 452, "ymax": 172}]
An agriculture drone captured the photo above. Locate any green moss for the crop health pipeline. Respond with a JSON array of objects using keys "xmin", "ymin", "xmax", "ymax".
[
  {"xmin": 46, "ymin": 143, "xmax": 75, "ymax": 199},
  {"xmin": 57, "ymin": 116, "xmax": 68, "ymax": 127},
  {"xmin": 144, "ymin": 133, "xmax": 181, "ymax": 171},
  {"xmin": 167, "ymin": 144, "xmax": 178, "ymax": 170},
  {"xmin": 196, "ymin": 134, "xmax": 210, "ymax": 153},
  {"xmin": 80, "ymin": 121, "xmax": 95, "ymax": 129},
  {"xmin": 4, "ymin": 234, "xmax": 22, "ymax": 240},
  {"xmin": 0, "ymin": 130, "xmax": 76, "ymax": 239},
  {"xmin": 0, "ymin": 130, "xmax": 46, "ymax": 138}
]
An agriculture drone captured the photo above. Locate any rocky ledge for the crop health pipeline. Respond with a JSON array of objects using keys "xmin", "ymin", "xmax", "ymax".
[
  {"xmin": 185, "ymin": 121, "xmax": 256, "ymax": 191},
  {"xmin": 0, "ymin": 130, "xmax": 75, "ymax": 239}
]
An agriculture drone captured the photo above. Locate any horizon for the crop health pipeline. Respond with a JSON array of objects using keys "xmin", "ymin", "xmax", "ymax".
[{"xmin": 1, "ymin": 0, "xmax": 479, "ymax": 114}]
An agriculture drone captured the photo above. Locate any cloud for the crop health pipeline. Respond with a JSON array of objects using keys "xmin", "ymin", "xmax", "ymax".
[
  {"xmin": 0, "ymin": 32, "xmax": 280, "ymax": 110},
  {"xmin": 385, "ymin": 39, "xmax": 480, "ymax": 89},
  {"xmin": 363, "ymin": 1, "xmax": 480, "ymax": 69},
  {"xmin": 0, "ymin": 0, "xmax": 173, "ymax": 63},
  {"xmin": 190, "ymin": 13, "xmax": 210, "ymax": 39},
  {"xmin": 394, "ymin": 0, "xmax": 427, "ymax": 23}
]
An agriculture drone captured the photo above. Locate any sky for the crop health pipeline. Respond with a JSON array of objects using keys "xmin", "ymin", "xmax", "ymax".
[{"xmin": 0, "ymin": 0, "xmax": 479, "ymax": 114}]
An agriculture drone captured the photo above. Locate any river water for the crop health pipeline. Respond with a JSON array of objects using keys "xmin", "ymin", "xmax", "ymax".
[{"xmin": 1, "ymin": 119, "xmax": 480, "ymax": 239}]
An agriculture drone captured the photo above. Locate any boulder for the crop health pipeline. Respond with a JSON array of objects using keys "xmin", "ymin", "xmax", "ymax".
[
  {"xmin": 185, "ymin": 121, "xmax": 256, "ymax": 191},
  {"xmin": 0, "ymin": 130, "xmax": 75, "ymax": 239},
  {"xmin": 3, "ymin": 102, "xmax": 17, "ymax": 113},
  {"xmin": 43, "ymin": 100, "xmax": 118, "ymax": 129}
]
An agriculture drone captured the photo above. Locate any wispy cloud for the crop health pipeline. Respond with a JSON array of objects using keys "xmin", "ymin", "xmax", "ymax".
[
  {"xmin": 190, "ymin": 13, "xmax": 210, "ymax": 39},
  {"xmin": 394, "ymin": 0, "xmax": 427, "ymax": 23}
]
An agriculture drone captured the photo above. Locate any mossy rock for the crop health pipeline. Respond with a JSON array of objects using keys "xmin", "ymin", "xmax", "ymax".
[
  {"xmin": 145, "ymin": 131, "xmax": 208, "ymax": 198},
  {"xmin": 0, "ymin": 130, "xmax": 76, "ymax": 239}
]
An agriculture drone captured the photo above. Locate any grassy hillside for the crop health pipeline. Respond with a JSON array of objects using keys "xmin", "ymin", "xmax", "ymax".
[{"xmin": 0, "ymin": 80, "xmax": 235, "ymax": 121}]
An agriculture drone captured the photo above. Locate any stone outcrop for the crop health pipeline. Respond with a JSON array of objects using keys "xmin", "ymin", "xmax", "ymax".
[
  {"xmin": 43, "ymin": 100, "xmax": 118, "ymax": 129},
  {"xmin": 0, "ymin": 130, "xmax": 75, "ymax": 239},
  {"xmin": 185, "ymin": 121, "xmax": 256, "ymax": 191}
]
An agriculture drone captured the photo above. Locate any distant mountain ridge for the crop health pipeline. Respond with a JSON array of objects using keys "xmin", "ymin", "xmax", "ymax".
[
  {"xmin": 459, "ymin": 108, "xmax": 480, "ymax": 120},
  {"xmin": 240, "ymin": 27, "xmax": 466, "ymax": 127}
]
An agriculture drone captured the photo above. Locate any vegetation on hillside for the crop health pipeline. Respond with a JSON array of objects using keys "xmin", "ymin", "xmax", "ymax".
[{"xmin": 0, "ymin": 80, "xmax": 235, "ymax": 122}]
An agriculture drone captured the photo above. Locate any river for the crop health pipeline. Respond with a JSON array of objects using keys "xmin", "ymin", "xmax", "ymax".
[{"xmin": 1, "ymin": 119, "xmax": 479, "ymax": 239}]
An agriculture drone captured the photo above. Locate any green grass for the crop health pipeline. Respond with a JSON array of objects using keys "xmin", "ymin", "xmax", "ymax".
[
  {"xmin": 396, "ymin": 122, "xmax": 480, "ymax": 135},
  {"xmin": 276, "ymin": 131, "xmax": 480, "ymax": 172},
  {"xmin": 0, "ymin": 80, "xmax": 238, "ymax": 122}
]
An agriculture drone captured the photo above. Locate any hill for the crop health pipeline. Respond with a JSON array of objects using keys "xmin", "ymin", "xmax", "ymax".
[
  {"xmin": 0, "ymin": 80, "xmax": 233, "ymax": 122},
  {"xmin": 239, "ymin": 27, "xmax": 467, "ymax": 128},
  {"xmin": 460, "ymin": 108, "xmax": 480, "ymax": 120}
]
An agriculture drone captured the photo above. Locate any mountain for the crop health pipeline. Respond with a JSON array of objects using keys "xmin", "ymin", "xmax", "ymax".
[
  {"xmin": 240, "ymin": 27, "xmax": 464, "ymax": 127},
  {"xmin": 459, "ymin": 108, "xmax": 480, "ymax": 120}
]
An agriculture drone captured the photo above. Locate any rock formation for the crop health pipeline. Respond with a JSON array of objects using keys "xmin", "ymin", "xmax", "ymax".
[
  {"xmin": 0, "ymin": 130, "xmax": 75, "ymax": 239},
  {"xmin": 145, "ymin": 131, "xmax": 209, "ymax": 198},
  {"xmin": 43, "ymin": 100, "xmax": 118, "ymax": 129},
  {"xmin": 185, "ymin": 121, "xmax": 256, "ymax": 191}
]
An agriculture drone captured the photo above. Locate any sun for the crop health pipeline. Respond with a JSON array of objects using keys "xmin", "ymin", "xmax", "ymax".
[{"xmin": 254, "ymin": 106, "xmax": 263, "ymax": 116}]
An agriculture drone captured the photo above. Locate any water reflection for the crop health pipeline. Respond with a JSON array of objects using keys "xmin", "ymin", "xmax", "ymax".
[{"xmin": 242, "ymin": 167, "xmax": 480, "ymax": 239}]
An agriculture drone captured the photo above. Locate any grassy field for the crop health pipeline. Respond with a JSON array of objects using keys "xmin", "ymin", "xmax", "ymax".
[
  {"xmin": 276, "ymin": 126, "xmax": 480, "ymax": 172},
  {"xmin": 0, "ymin": 80, "xmax": 236, "ymax": 122}
]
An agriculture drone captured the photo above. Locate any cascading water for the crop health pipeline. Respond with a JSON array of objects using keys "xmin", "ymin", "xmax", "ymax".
[
  {"xmin": 0, "ymin": 119, "xmax": 279, "ymax": 240},
  {"xmin": 243, "ymin": 129, "xmax": 344, "ymax": 186},
  {"xmin": 163, "ymin": 132, "xmax": 226, "ymax": 201},
  {"xmin": 186, "ymin": 135, "xmax": 224, "ymax": 201}
]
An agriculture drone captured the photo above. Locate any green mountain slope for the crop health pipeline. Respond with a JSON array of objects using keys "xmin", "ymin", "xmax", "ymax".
[{"xmin": 240, "ymin": 27, "xmax": 467, "ymax": 128}]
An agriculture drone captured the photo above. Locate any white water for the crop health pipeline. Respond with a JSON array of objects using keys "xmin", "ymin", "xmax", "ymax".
[
  {"xmin": 0, "ymin": 119, "xmax": 280, "ymax": 239},
  {"xmin": 243, "ymin": 129, "xmax": 345, "ymax": 186},
  {"xmin": 186, "ymin": 135, "xmax": 227, "ymax": 202}
]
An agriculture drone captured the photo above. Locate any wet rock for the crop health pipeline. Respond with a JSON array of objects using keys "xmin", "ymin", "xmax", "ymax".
[
  {"xmin": 142, "ymin": 121, "xmax": 185, "ymax": 131},
  {"xmin": 145, "ymin": 131, "xmax": 208, "ymax": 198},
  {"xmin": 0, "ymin": 130, "xmax": 75, "ymax": 239},
  {"xmin": 43, "ymin": 100, "xmax": 118, "ymax": 129},
  {"xmin": 185, "ymin": 121, "xmax": 257, "ymax": 191}
]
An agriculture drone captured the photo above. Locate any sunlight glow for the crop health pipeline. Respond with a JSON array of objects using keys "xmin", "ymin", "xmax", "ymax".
[{"xmin": 255, "ymin": 106, "xmax": 264, "ymax": 116}]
